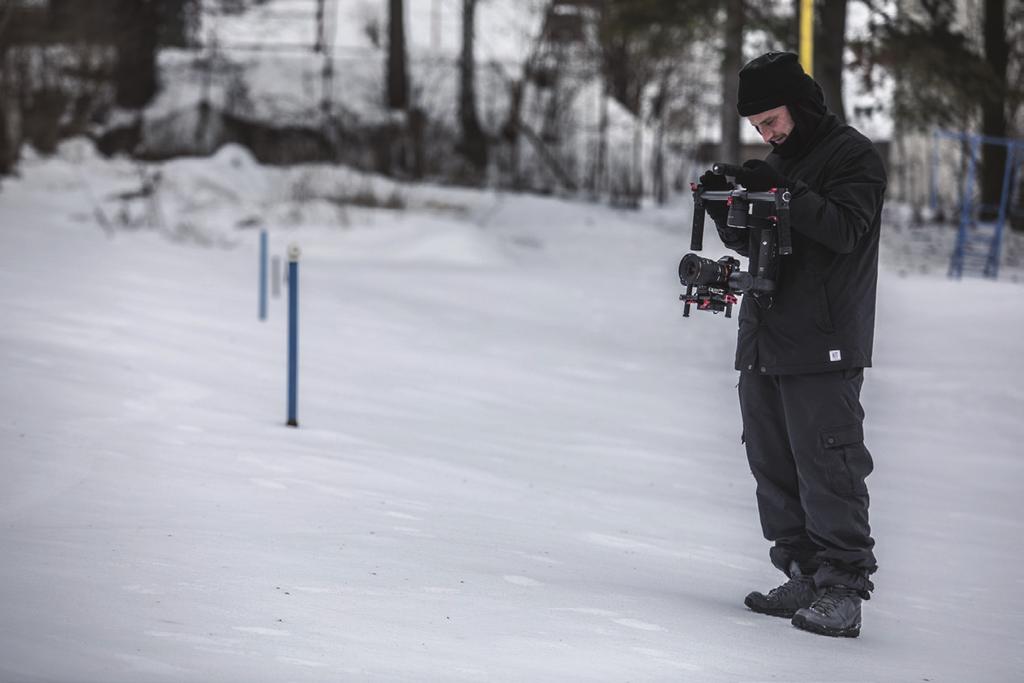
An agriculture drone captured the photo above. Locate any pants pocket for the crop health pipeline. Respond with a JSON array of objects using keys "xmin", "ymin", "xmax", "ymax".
[
  {"xmin": 820, "ymin": 423, "xmax": 873, "ymax": 496},
  {"xmin": 841, "ymin": 367, "xmax": 864, "ymax": 381}
]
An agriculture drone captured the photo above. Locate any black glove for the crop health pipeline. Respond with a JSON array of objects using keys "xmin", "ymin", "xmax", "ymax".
[
  {"xmin": 699, "ymin": 170, "xmax": 733, "ymax": 192},
  {"xmin": 699, "ymin": 170, "xmax": 733, "ymax": 224},
  {"xmin": 736, "ymin": 159, "xmax": 790, "ymax": 192}
]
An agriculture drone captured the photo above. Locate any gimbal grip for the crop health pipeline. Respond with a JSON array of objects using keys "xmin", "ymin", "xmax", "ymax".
[
  {"xmin": 691, "ymin": 197, "xmax": 705, "ymax": 251},
  {"xmin": 712, "ymin": 162, "xmax": 745, "ymax": 178},
  {"xmin": 776, "ymin": 189, "xmax": 793, "ymax": 255}
]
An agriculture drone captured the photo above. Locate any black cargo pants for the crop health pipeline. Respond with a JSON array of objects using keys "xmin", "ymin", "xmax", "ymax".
[{"xmin": 738, "ymin": 368, "xmax": 876, "ymax": 597}]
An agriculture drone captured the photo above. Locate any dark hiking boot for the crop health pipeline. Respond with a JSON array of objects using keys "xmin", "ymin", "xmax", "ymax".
[
  {"xmin": 744, "ymin": 566, "xmax": 820, "ymax": 618},
  {"xmin": 792, "ymin": 585, "xmax": 862, "ymax": 638}
]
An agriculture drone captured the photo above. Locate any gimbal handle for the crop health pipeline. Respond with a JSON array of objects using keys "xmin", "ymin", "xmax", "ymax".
[
  {"xmin": 712, "ymin": 162, "xmax": 745, "ymax": 178},
  {"xmin": 691, "ymin": 186, "xmax": 793, "ymax": 256}
]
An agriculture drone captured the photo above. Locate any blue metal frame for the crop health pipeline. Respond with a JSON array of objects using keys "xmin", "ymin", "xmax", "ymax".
[
  {"xmin": 287, "ymin": 257, "xmax": 299, "ymax": 427},
  {"xmin": 990, "ymin": 143, "xmax": 1018, "ymax": 279},
  {"xmin": 259, "ymin": 230, "xmax": 268, "ymax": 320},
  {"xmin": 948, "ymin": 135, "xmax": 980, "ymax": 279},
  {"xmin": 929, "ymin": 130, "xmax": 940, "ymax": 213},
  {"xmin": 937, "ymin": 129, "xmax": 1024, "ymax": 280}
]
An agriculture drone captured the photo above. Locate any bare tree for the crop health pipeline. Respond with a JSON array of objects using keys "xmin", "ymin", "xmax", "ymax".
[
  {"xmin": 387, "ymin": 0, "xmax": 408, "ymax": 110},
  {"xmin": 158, "ymin": 0, "xmax": 201, "ymax": 49},
  {"xmin": 651, "ymin": 72, "xmax": 669, "ymax": 203},
  {"xmin": 816, "ymin": 0, "xmax": 847, "ymax": 123},
  {"xmin": 459, "ymin": 0, "xmax": 488, "ymax": 171},
  {"xmin": 597, "ymin": 0, "xmax": 718, "ymax": 204},
  {"xmin": 720, "ymin": 0, "xmax": 745, "ymax": 163},
  {"xmin": 0, "ymin": 0, "xmax": 15, "ymax": 175},
  {"xmin": 980, "ymin": 0, "xmax": 1008, "ymax": 218},
  {"xmin": 112, "ymin": 0, "xmax": 159, "ymax": 109},
  {"xmin": 854, "ymin": 0, "xmax": 1019, "ymax": 223}
]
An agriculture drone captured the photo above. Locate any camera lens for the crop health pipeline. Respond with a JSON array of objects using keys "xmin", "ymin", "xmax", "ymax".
[{"xmin": 679, "ymin": 253, "xmax": 721, "ymax": 286}]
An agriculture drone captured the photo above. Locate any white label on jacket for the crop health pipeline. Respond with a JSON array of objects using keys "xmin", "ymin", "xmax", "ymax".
[{"xmin": 829, "ymin": 350, "xmax": 842, "ymax": 362}]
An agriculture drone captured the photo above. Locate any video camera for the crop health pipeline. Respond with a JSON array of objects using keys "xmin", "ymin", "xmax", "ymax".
[{"xmin": 679, "ymin": 162, "xmax": 793, "ymax": 318}]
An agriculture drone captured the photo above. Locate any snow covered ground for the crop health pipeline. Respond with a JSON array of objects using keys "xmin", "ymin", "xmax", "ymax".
[{"xmin": 1, "ymin": 144, "xmax": 1023, "ymax": 681}]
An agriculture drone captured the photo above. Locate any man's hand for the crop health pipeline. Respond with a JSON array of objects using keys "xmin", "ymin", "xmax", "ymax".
[
  {"xmin": 699, "ymin": 170, "xmax": 734, "ymax": 192},
  {"xmin": 699, "ymin": 170, "xmax": 733, "ymax": 225},
  {"xmin": 737, "ymin": 159, "xmax": 790, "ymax": 191}
]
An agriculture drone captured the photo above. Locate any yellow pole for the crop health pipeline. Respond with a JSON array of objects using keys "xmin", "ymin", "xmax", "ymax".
[{"xmin": 800, "ymin": 0, "xmax": 814, "ymax": 77}]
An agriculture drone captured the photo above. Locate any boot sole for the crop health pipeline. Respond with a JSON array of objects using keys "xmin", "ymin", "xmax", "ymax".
[
  {"xmin": 791, "ymin": 613, "xmax": 861, "ymax": 638},
  {"xmin": 743, "ymin": 595, "xmax": 797, "ymax": 619}
]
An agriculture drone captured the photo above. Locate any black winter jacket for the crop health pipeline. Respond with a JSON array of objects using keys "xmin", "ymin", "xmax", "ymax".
[{"xmin": 716, "ymin": 115, "xmax": 887, "ymax": 375}]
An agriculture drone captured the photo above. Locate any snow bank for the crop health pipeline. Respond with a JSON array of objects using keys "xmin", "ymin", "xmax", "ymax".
[{"xmin": 1, "ymin": 145, "xmax": 1022, "ymax": 682}]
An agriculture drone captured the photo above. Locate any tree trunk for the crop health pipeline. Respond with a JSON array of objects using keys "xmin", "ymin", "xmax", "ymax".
[
  {"xmin": 720, "ymin": 0, "xmax": 744, "ymax": 163},
  {"xmin": 815, "ymin": 0, "xmax": 847, "ymax": 122},
  {"xmin": 0, "ymin": 47, "xmax": 15, "ymax": 176},
  {"xmin": 386, "ymin": 0, "xmax": 408, "ymax": 110},
  {"xmin": 631, "ymin": 107, "xmax": 643, "ymax": 204},
  {"xmin": 592, "ymin": 78, "xmax": 609, "ymax": 197},
  {"xmin": 0, "ymin": 3, "xmax": 22, "ymax": 175},
  {"xmin": 158, "ymin": 0, "xmax": 200, "ymax": 48},
  {"xmin": 651, "ymin": 75, "xmax": 666, "ymax": 204},
  {"xmin": 980, "ymin": 0, "xmax": 1008, "ymax": 222},
  {"xmin": 459, "ymin": 0, "xmax": 487, "ymax": 171},
  {"xmin": 115, "ymin": 0, "xmax": 158, "ymax": 109},
  {"xmin": 604, "ymin": 35, "xmax": 642, "ymax": 117},
  {"xmin": 504, "ymin": 78, "xmax": 525, "ymax": 189}
]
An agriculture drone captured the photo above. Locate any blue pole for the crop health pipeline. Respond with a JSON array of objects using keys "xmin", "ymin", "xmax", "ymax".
[
  {"xmin": 987, "ymin": 142, "xmax": 1018, "ymax": 279},
  {"xmin": 950, "ymin": 136, "xmax": 980, "ymax": 279},
  {"xmin": 259, "ymin": 230, "xmax": 268, "ymax": 321},
  {"xmin": 286, "ymin": 244, "xmax": 300, "ymax": 427}
]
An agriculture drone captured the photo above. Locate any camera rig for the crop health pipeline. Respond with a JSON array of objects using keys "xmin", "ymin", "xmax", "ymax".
[{"xmin": 680, "ymin": 162, "xmax": 793, "ymax": 318}]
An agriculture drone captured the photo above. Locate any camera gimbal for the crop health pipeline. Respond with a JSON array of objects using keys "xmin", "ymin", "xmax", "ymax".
[{"xmin": 679, "ymin": 163, "xmax": 794, "ymax": 318}]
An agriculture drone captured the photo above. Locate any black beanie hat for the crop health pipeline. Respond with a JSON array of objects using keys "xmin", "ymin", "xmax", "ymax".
[{"xmin": 736, "ymin": 52, "xmax": 816, "ymax": 117}]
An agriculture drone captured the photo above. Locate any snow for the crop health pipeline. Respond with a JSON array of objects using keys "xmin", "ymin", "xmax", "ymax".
[{"xmin": 2, "ymin": 142, "xmax": 1024, "ymax": 681}]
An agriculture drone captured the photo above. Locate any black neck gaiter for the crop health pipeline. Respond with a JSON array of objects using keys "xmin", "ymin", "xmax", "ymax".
[{"xmin": 771, "ymin": 81, "xmax": 832, "ymax": 160}]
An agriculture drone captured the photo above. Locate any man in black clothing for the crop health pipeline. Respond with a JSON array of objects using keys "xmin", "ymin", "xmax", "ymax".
[{"xmin": 701, "ymin": 52, "xmax": 887, "ymax": 638}]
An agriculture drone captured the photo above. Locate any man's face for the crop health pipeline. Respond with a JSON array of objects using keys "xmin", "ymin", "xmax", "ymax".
[{"xmin": 746, "ymin": 105, "xmax": 794, "ymax": 146}]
